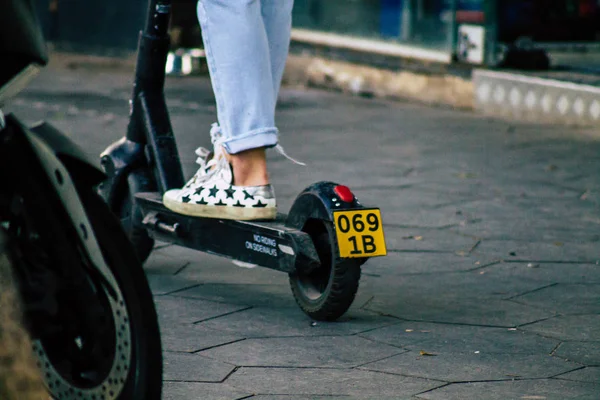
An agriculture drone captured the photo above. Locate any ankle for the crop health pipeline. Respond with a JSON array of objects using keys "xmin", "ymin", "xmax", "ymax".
[{"xmin": 229, "ymin": 148, "xmax": 270, "ymax": 187}]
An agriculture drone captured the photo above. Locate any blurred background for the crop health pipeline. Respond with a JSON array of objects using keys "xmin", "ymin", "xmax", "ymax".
[{"xmin": 32, "ymin": 0, "xmax": 600, "ymax": 70}]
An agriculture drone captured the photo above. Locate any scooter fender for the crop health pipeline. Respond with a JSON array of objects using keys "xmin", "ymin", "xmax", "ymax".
[
  {"xmin": 98, "ymin": 137, "xmax": 155, "ymax": 212},
  {"xmin": 287, "ymin": 182, "xmax": 374, "ymax": 265},
  {"xmin": 286, "ymin": 181, "xmax": 363, "ymax": 229}
]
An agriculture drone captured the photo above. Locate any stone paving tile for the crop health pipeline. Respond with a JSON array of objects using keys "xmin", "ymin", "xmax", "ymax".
[
  {"xmin": 163, "ymin": 352, "xmax": 235, "ymax": 382},
  {"xmin": 359, "ymin": 322, "xmax": 559, "ymax": 355},
  {"xmin": 380, "ymin": 227, "xmax": 479, "ymax": 253},
  {"xmin": 362, "ymin": 269, "xmax": 555, "ymax": 326},
  {"xmin": 417, "ymin": 379, "xmax": 600, "ymax": 400},
  {"xmin": 147, "ymin": 274, "xmax": 200, "ymax": 296},
  {"xmin": 360, "ymin": 352, "xmax": 579, "ymax": 382},
  {"xmin": 365, "ymin": 266, "xmax": 551, "ymax": 299},
  {"xmin": 473, "ymin": 240, "xmax": 600, "ymax": 263},
  {"xmin": 366, "ymin": 187, "xmax": 474, "ymax": 211},
  {"xmin": 437, "ymin": 198, "xmax": 531, "ymax": 224},
  {"xmin": 521, "ymin": 315, "xmax": 600, "ymax": 341},
  {"xmin": 479, "ymin": 263, "xmax": 600, "ymax": 285},
  {"xmin": 154, "ymin": 295, "xmax": 249, "ymax": 326},
  {"xmin": 475, "ymin": 227, "xmax": 600, "ymax": 245},
  {"xmin": 555, "ymin": 367, "xmax": 600, "ymax": 384},
  {"xmin": 554, "ymin": 341, "xmax": 600, "ymax": 366},
  {"xmin": 196, "ymin": 307, "xmax": 399, "ymax": 338},
  {"xmin": 454, "ymin": 217, "xmax": 600, "ymax": 245},
  {"xmin": 511, "ymin": 283, "xmax": 600, "ymax": 314},
  {"xmin": 462, "ymin": 179, "xmax": 584, "ymax": 200},
  {"xmin": 162, "ymin": 382, "xmax": 249, "ymax": 400},
  {"xmin": 441, "ymin": 194, "xmax": 599, "ymax": 228},
  {"xmin": 366, "ymin": 295, "xmax": 552, "ymax": 327},
  {"xmin": 506, "ymin": 191, "xmax": 599, "ymax": 211},
  {"xmin": 365, "ymin": 252, "xmax": 497, "ymax": 276},
  {"xmin": 225, "ymin": 367, "xmax": 442, "ymax": 397},
  {"xmin": 411, "ymin": 181, "xmax": 496, "ymax": 203},
  {"xmin": 173, "ymin": 283, "xmax": 300, "ymax": 309},
  {"xmin": 250, "ymin": 396, "xmax": 412, "ymax": 400},
  {"xmin": 199, "ymin": 336, "xmax": 405, "ymax": 368},
  {"xmin": 160, "ymin": 323, "xmax": 244, "ymax": 353},
  {"xmin": 144, "ymin": 249, "xmax": 189, "ymax": 276},
  {"xmin": 376, "ymin": 204, "xmax": 469, "ymax": 229}
]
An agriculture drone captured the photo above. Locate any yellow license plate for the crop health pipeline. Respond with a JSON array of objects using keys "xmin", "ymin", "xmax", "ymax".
[{"xmin": 333, "ymin": 209, "xmax": 387, "ymax": 258}]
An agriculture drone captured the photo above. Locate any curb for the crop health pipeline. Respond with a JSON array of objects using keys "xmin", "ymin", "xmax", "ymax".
[
  {"xmin": 474, "ymin": 69, "xmax": 600, "ymax": 127},
  {"xmin": 282, "ymin": 55, "xmax": 473, "ymax": 110},
  {"xmin": 283, "ymin": 54, "xmax": 600, "ymax": 127}
]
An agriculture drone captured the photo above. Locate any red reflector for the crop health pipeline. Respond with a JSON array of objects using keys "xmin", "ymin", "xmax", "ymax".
[{"xmin": 334, "ymin": 185, "xmax": 354, "ymax": 202}]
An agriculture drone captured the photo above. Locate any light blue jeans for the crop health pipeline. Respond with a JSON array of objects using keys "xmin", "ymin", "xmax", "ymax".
[{"xmin": 197, "ymin": 0, "xmax": 294, "ymax": 154}]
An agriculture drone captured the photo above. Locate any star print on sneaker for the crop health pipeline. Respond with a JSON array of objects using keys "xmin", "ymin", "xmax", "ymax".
[{"xmin": 163, "ymin": 156, "xmax": 277, "ymax": 221}]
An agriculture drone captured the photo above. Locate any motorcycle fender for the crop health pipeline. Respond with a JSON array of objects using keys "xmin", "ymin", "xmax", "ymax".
[
  {"xmin": 28, "ymin": 121, "xmax": 106, "ymax": 187},
  {"xmin": 4, "ymin": 115, "xmax": 119, "ymax": 290},
  {"xmin": 7, "ymin": 116, "xmax": 118, "ymax": 288}
]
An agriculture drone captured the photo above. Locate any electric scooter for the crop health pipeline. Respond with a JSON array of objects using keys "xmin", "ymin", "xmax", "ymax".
[{"xmin": 99, "ymin": 0, "xmax": 387, "ymax": 321}]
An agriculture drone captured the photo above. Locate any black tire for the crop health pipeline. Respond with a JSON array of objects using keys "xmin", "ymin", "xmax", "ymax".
[
  {"xmin": 3, "ymin": 177, "xmax": 162, "ymax": 400},
  {"xmin": 76, "ymin": 188, "xmax": 163, "ymax": 400},
  {"xmin": 289, "ymin": 219, "xmax": 362, "ymax": 321},
  {"xmin": 119, "ymin": 187, "xmax": 154, "ymax": 264}
]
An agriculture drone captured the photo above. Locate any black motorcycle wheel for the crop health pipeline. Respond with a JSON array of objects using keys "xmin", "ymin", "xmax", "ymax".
[
  {"xmin": 289, "ymin": 219, "xmax": 362, "ymax": 321},
  {"xmin": 2, "ymin": 180, "xmax": 162, "ymax": 400}
]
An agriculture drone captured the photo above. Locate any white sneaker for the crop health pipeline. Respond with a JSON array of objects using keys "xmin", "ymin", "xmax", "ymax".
[
  {"xmin": 163, "ymin": 161, "xmax": 277, "ymax": 220},
  {"xmin": 164, "ymin": 123, "xmax": 305, "ymax": 221},
  {"xmin": 164, "ymin": 126, "xmax": 277, "ymax": 220}
]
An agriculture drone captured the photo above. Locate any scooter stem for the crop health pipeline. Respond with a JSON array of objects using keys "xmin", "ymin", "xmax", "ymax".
[
  {"xmin": 125, "ymin": 0, "xmax": 184, "ymax": 193},
  {"xmin": 129, "ymin": 0, "xmax": 172, "ymax": 107},
  {"xmin": 145, "ymin": 0, "xmax": 172, "ymax": 37}
]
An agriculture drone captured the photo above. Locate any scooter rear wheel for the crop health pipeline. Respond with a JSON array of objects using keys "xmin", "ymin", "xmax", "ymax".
[{"xmin": 289, "ymin": 219, "xmax": 361, "ymax": 321}]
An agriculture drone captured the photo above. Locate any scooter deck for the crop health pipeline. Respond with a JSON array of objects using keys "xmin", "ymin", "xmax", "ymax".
[{"xmin": 135, "ymin": 192, "xmax": 321, "ymax": 274}]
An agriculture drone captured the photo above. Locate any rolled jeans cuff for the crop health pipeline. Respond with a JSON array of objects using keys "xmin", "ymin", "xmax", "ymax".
[{"xmin": 222, "ymin": 128, "xmax": 279, "ymax": 154}]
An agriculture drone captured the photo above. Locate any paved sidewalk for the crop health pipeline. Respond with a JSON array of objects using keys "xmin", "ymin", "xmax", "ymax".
[{"xmin": 7, "ymin": 62, "xmax": 600, "ymax": 399}]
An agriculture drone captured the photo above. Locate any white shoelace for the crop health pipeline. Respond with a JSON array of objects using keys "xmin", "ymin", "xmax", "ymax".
[
  {"xmin": 191, "ymin": 123, "xmax": 225, "ymax": 182},
  {"xmin": 275, "ymin": 144, "xmax": 306, "ymax": 166},
  {"xmin": 190, "ymin": 123, "xmax": 305, "ymax": 185}
]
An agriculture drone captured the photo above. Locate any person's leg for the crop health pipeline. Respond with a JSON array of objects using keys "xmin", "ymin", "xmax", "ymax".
[
  {"xmin": 228, "ymin": 0, "xmax": 295, "ymax": 186},
  {"xmin": 261, "ymin": 0, "xmax": 295, "ymax": 102},
  {"xmin": 197, "ymin": 0, "xmax": 276, "ymax": 186},
  {"xmin": 163, "ymin": 0, "xmax": 282, "ymax": 220}
]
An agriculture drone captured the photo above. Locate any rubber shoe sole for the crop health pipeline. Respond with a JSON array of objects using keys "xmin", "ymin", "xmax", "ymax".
[{"xmin": 163, "ymin": 195, "xmax": 277, "ymax": 221}]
